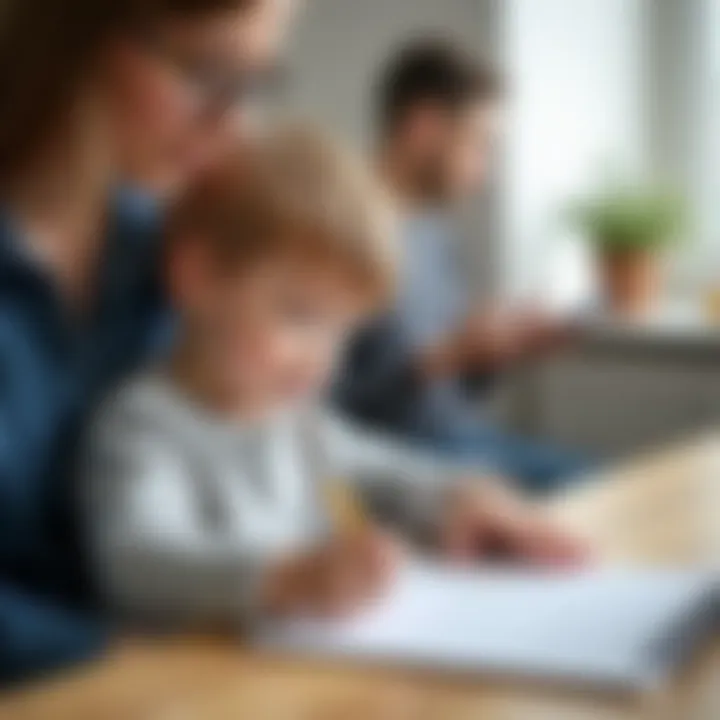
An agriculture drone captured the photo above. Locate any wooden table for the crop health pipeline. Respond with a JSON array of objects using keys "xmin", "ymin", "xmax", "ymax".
[{"xmin": 2, "ymin": 436, "xmax": 719, "ymax": 720}]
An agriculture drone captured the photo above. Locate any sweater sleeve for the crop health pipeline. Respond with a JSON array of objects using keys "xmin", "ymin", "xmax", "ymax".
[
  {"xmin": 318, "ymin": 412, "xmax": 491, "ymax": 539},
  {"xmin": 82, "ymin": 401, "xmax": 275, "ymax": 627}
]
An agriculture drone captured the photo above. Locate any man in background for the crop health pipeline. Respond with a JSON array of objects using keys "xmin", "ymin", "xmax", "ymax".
[{"xmin": 336, "ymin": 40, "xmax": 585, "ymax": 493}]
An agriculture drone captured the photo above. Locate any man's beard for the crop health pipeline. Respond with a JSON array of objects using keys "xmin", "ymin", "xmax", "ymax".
[{"xmin": 412, "ymin": 157, "xmax": 454, "ymax": 206}]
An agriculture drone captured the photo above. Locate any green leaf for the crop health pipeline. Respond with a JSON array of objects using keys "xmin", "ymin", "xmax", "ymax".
[{"xmin": 566, "ymin": 184, "xmax": 687, "ymax": 251}]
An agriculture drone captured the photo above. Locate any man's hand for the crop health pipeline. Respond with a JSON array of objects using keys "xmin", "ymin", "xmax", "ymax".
[
  {"xmin": 262, "ymin": 529, "xmax": 405, "ymax": 619},
  {"xmin": 462, "ymin": 306, "xmax": 578, "ymax": 371},
  {"xmin": 419, "ymin": 306, "xmax": 577, "ymax": 380},
  {"xmin": 461, "ymin": 307, "xmax": 526, "ymax": 370},
  {"xmin": 439, "ymin": 481, "xmax": 591, "ymax": 567},
  {"xmin": 510, "ymin": 308, "xmax": 580, "ymax": 359},
  {"xmin": 417, "ymin": 312, "xmax": 519, "ymax": 380}
]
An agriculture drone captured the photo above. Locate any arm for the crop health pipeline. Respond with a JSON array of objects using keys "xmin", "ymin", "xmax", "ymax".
[
  {"xmin": 83, "ymin": 407, "xmax": 402, "ymax": 624},
  {"xmin": 0, "ymin": 583, "xmax": 106, "ymax": 685},
  {"xmin": 319, "ymin": 413, "xmax": 590, "ymax": 566},
  {"xmin": 334, "ymin": 317, "xmax": 430, "ymax": 434},
  {"xmin": 82, "ymin": 416, "xmax": 277, "ymax": 625},
  {"xmin": 0, "ymin": 318, "xmax": 106, "ymax": 683},
  {"xmin": 319, "ymin": 412, "xmax": 492, "ymax": 538},
  {"xmin": 335, "ymin": 314, "xmax": 501, "ymax": 437}
]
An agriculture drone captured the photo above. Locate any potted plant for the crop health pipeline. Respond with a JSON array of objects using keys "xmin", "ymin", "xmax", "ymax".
[{"xmin": 568, "ymin": 185, "xmax": 685, "ymax": 317}]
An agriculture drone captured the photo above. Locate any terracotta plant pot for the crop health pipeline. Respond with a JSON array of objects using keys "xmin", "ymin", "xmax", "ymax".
[{"xmin": 598, "ymin": 249, "xmax": 664, "ymax": 318}]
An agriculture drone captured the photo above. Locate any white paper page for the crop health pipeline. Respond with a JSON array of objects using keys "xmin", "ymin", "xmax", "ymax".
[{"xmin": 258, "ymin": 563, "xmax": 718, "ymax": 690}]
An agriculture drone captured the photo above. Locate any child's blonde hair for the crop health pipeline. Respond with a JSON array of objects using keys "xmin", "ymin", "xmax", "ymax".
[{"xmin": 166, "ymin": 124, "xmax": 398, "ymax": 307}]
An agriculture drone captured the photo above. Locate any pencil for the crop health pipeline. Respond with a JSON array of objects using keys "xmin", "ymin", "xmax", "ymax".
[{"xmin": 323, "ymin": 479, "xmax": 368, "ymax": 536}]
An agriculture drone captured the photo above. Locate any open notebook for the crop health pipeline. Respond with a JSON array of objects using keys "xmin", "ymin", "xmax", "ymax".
[{"xmin": 257, "ymin": 563, "xmax": 718, "ymax": 691}]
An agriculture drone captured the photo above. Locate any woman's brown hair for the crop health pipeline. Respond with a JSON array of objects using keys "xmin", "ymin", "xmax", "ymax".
[{"xmin": 0, "ymin": 0, "xmax": 254, "ymax": 181}]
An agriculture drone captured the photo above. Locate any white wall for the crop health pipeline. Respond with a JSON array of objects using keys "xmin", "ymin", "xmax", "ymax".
[
  {"xmin": 649, "ymin": 0, "xmax": 720, "ymax": 283},
  {"xmin": 285, "ymin": 0, "xmax": 496, "ymax": 149},
  {"xmin": 498, "ymin": 0, "xmax": 649, "ymax": 307}
]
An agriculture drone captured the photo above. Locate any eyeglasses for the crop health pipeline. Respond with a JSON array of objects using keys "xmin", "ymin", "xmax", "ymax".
[{"xmin": 139, "ymin": 34, "xmax": 286, "ymax": 116}]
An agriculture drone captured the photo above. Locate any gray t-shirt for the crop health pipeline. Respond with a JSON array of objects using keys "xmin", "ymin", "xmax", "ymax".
[
  {"xmin": 336, "ymin": 213, "xmax": 488, "ymax": 441},
  {"xmin": 397, "ymin": 212, "xmax": 470, "ymax": 351},
  {"xmin": 82, "ymin": 373, "xmax": 473, "ymax": 628}
]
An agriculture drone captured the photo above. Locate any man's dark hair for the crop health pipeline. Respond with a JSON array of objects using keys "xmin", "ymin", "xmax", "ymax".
[{"xmin": 377, "ymin": 38, "xmax": 502, "ymax": 137}]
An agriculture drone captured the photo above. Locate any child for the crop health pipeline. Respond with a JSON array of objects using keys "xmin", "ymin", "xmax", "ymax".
[{"xmin": 83, "ymin": 127, "xmax": 586, "ymax": 627}]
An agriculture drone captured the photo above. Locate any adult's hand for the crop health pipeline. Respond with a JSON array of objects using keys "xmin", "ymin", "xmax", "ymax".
[{"xmin": 461, "ymin": 305, "xmax": 580, "ymax": 371}]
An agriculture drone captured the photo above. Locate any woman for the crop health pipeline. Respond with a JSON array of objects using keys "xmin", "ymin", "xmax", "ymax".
[{"xmin": 0, "ymin": 0, "xmax": 296, "ymax": 683}]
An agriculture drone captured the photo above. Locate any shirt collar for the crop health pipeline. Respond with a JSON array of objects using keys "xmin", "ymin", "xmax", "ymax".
[{"xmin": 0, "ymin": 185, "xmax": 160, "ymax": 266}]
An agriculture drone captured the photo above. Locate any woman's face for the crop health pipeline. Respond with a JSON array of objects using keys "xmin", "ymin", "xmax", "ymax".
[{"xmin": 101, "ymin": 1, "xmax": 296, "ymax": 194}]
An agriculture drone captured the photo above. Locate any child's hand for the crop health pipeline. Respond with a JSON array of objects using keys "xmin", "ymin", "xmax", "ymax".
[
  {"xmin": 439, "ymin": 481, "xmax": 591, "ymax": 568},
  {"xmin": 263, "ymin": 529, "xmax": 405, "ymax": 619}
]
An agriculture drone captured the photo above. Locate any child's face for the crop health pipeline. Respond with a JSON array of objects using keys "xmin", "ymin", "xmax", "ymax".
[{"xmin": 174, "ymin": 245, "xmax": 370, "ymax": 414}]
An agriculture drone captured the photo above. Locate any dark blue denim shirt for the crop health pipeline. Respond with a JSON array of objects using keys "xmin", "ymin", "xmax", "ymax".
[{"xmin": 0, "ymin": 190, "xmax": 171, "ymax": 684}]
